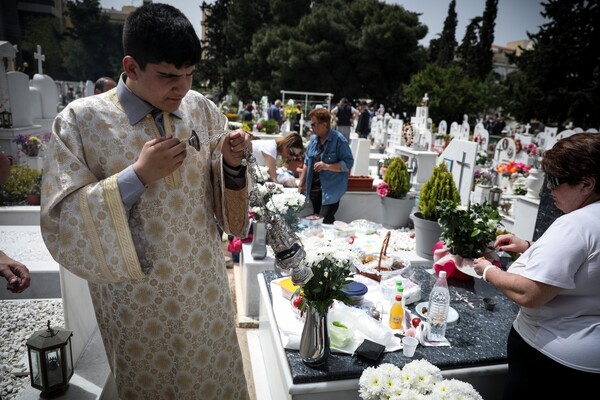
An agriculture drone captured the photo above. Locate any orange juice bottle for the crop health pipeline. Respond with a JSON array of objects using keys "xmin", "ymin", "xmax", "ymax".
[{"xmin": 389, "ymin": 294, "xmax": 404, "ymax": 330}]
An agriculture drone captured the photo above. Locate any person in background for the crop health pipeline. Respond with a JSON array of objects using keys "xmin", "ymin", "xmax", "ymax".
[
  {"xmin": 473, "ymin": 132, "xmax": 600, "ymax": 399},
  {"xmin": 251, "ymin": 133, "xmax": 303, "ymax": 185},
  {"xmin": 298, "ymin": 108, "xmax": 354, "ymax": 224},
  {"xmin": 94, "ymin": 76, "xmax": 117, "ymax": 94},
  {"xmin": 330, "ymin": 97, "xmax": 359, "ymax": 141},
  {"xmin": 241, "ymin": 103, "xmax": 254, "ymax": 122},
  {"xmin": 268, "ymin": 99, "xmax": 283, "ymax": 129},
  {"xmin": 40, "ymin": 4, "xmax": 251, "ymax": 399},
  {"xmin": 355, "ymin": 100, "xmax": 371, "ymax": 139},
  {"xmin": 1, "ymin": 152, "xmax": 31, "ymax": 293}
]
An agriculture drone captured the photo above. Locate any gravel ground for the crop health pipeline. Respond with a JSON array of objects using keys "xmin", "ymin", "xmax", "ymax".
[{"xmin": 0, "ymin": 299, "xmax": 64, "ymax": 400}]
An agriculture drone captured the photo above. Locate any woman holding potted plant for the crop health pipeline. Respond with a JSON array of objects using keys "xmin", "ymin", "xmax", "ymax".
[{"xmin": 472, "ymin": 132, "xmax": 600, "ymax": 399}]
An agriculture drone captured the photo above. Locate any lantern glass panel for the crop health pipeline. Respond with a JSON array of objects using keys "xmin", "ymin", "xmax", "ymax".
[
  {"xmin": 65, "ymin": 343, "xmax": 73, "ymax": 377},
  {"xmin": 30, "ymin": 349, "xmax": 42, "ymax": 386},
  {"xmin": 46, "ymin": 349, "xmax": 63, "ymax": 387}
]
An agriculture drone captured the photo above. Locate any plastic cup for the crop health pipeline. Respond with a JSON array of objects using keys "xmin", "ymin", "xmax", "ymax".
[{"xmin": 402, "ymin": 336, "xmax": 419, "ymax": 357}]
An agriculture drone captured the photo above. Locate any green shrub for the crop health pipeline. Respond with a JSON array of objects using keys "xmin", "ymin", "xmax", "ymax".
[
  {"xmin": 259, "ymin": 119, "xmax": 279, "ymax": 134},
  {"xmin": 384, "ymin": 158, "xmax": 410, "ymax": 199},
  {"xmin": 0, "ymin": 164, "xmax": 42, "ymax": 203},
  {"xmin": 418, "ymin": 163, "xmax": 460, "ymax": 221}
]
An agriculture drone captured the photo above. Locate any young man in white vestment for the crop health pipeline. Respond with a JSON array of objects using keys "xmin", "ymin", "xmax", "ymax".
[{"xmin": 40, "ymin": 3, "xmax": 251, "ymax": 399}]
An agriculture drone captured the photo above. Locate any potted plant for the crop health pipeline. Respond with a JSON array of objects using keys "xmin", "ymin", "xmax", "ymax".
[
  {"xmin": 27, "ymin": 172, "xmax": 42, "ymax": 205},
  {"xmin": 376, "ymin": 157, "xmax": 415, "ymax": 229},
  {"xmin": 0, "ymin": 164, "xmax": 42, "ymax": 205},
  {"xmin": 411, "ymin": 163, "xmax": 460, "ymax": 259}
]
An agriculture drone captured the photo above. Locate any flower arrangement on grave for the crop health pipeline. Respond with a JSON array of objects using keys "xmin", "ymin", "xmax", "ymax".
[
  {"xmin": 12, "ymin": 134, "xmax": 44, "ymax": 157},
  {"xmin": 284, "ymin": 101, "xmax": 301, "ymax": 123},
  {"xmin": 376, "ymin": 157, "xmax": 410, "ymax": 200},
  {"xmin": 496, "ymin": 161, "xmax": 530, "ymax": 178},
  {"xmin": 473, "ymin": 168, "xmax": 495, "ymax": 187},
  {"xmin": 437, "ymin": 199, "xmax": 502, "ymax": 259},
  {"xmin": 294, "ymin": 236, "xmax": 358, "ymax": 316},
  {"xmin": 249, "ymin": 164, "xmax": 305, "ymax": 231},
  {"xmin": 358, "ymin": 360, "xmax": 483, "ymax": 400},
  {"xmin": 512, "ymin": 176, "xmax": 528, "ymax": 195},
  {"xmin": 475, "ymin": 150, "xmax": 488, "ymax": 166}
]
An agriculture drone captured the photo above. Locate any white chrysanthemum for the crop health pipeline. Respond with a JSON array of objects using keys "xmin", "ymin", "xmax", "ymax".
[
  {"xmin": 358, "ymin": 366, "xmax": 385, "ymax": 400},
  {"xmin": 400, "ymin": 359, "xmax": 443, "ymax": 395},
  {"xmin": 430, "ymin": 379, "xmax": 483, "ymax": 400},
  {"xmin": 456, "ymin": 205, "xmax": 468, "ymax": 212}
]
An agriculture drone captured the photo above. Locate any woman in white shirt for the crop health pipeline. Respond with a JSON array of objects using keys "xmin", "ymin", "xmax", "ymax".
[
  {"xmin": 473, "ymin": 132, "xmax": 600, "ymax": 399},
  {"xmin": 251, "ymin": 133, "xmax": 304, "ymax": 184}
]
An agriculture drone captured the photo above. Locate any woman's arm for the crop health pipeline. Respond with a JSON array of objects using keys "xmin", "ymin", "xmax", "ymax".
[{"xmin": 263, "ymin": 152, "xmax": 278, "ymax": 182}]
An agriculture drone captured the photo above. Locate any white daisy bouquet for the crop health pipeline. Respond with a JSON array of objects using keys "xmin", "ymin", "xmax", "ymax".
[
  {"xmin": 263, "ymin": 191, "xmax": 306, "ymax": 231},
  {"xmin": 359, "ymin": 360, "xmax": 482, "ymax": 400},
  {"xmin": 297, "ymin": 237, "xmax": 359, "ymax": 316}
]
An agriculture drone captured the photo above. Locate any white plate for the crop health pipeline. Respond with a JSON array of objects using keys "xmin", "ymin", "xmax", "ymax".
[
  {"xmin": 415, "ymin": 302, "xmax": 459, "ymax": 323},
  {"xmin": 455, "ymin": 263, "xmax": 481, "ymax": 279}
]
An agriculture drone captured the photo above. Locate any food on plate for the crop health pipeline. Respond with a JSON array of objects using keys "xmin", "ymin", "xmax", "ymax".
[
  {"xmin": 332, "ymin": 320, "xmax": 348, "ymax": 329},
  {"xmin": 405, "ymin": 328, "xmax": 417, "ymax": 337},
  {"xmin": 421, "ymin": 306, "xmax": 428, "ymax": 317}
]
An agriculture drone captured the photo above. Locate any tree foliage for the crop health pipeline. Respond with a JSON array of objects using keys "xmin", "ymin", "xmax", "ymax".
[
  {"xmin": 201, "ymin": 0, "xmax": 428, "ymax": 107},
  {"xmin": 507, "ymin": 0, "xmax": 599, "ymax": 128},
  {"xmin": 429, "ymin": 0, "xmax": 457, "ymax": 67}
]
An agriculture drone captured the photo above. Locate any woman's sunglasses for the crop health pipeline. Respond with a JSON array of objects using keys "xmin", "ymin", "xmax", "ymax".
[{"xmin": 546, "ymin": 174, "xmax": 570, "ymax": 190}]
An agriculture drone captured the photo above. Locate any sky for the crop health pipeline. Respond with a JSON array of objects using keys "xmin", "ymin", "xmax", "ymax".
[{"xmin": 100, "ymin": 0, "xmax": 547, "ymax": 47}]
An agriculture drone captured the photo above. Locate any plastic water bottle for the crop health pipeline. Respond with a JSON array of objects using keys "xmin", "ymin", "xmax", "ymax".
[{"xmin": 427, "ymin": 270, "xmax": 450, "ymax": 341}]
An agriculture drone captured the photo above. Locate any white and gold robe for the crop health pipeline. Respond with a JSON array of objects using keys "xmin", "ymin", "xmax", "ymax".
[{"xmin": 40, "ymin": 90, "xmax": 250, "ymax": 399}]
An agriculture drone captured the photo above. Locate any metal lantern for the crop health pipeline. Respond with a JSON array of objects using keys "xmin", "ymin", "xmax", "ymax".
[
  {"xmin": 0, "ymin": 110, "xmax": 10, "ymax": 128},
  {"xmin": 489, "ymin": 186, "xmax": 503, "ymax": 209},
  {"xmin": 26, "ymin": 320, "xmax": 74, "ymax": 397}
]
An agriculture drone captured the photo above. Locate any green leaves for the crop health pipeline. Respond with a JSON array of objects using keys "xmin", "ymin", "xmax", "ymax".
[{"xmin": 437, "ymin": 199, "xmax": 502, "ymax": 259}]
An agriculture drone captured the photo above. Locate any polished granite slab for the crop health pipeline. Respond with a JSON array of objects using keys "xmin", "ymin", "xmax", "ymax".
[{"xmin": 262, "ymin": 267, "xmax": 518, "ymax": 384}]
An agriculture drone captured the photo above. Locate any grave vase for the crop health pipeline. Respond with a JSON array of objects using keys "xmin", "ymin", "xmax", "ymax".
[
  {"xmin": 526, "ymin": 168, "xmax": 544, "ymax": 199},
  {"xmin": 473, "ymin": 184, "xmax": 492, "ymax": 205},
  {"xmin": 22, "ymin": 156, "xmax": 43, "ymax": 171},
  {"xmin": 299, "ymin": 304, "xmax": 330, "ymax": 367}
]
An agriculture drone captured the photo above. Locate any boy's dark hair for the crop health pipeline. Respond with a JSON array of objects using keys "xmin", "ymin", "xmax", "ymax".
[{"xmin": 123, "ymin": 3, "xmax": 201, "ymax": 70}]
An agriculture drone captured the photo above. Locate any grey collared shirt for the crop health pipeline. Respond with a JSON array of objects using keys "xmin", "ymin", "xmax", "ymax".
[{"xmin": 114, "ymin": 74, "xmax": 244, "ymax": 214}]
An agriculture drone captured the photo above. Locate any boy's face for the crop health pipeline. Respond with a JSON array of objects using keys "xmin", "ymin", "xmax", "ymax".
[{"xmin": 124, "ymin": 57, "xmax": 194, "ymax": 112}]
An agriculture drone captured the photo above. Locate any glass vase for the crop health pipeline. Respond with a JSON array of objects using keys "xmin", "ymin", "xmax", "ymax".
[{"xmin": 299, "ymin": 304, "xmax": 330, "ymax": 367}]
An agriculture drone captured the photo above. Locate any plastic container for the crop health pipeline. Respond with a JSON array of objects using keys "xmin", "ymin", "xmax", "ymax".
[
  {"xmin": 427, "ymin": 270, "xmax": 450, "ymax": 341},
  {"xmin": 341, "ymin": 281, "xmax": 368, "ymax": 306}
]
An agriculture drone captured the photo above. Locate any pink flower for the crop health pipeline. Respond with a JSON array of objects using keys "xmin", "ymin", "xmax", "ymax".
[{"xmin": 376, "ymin": 182, "xmax": 391, "ymax": 199}]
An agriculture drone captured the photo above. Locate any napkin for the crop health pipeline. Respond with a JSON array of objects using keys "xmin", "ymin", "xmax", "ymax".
[{"xmin": 415, "ymin": 320, "xmax": 451, "ymax": 347}]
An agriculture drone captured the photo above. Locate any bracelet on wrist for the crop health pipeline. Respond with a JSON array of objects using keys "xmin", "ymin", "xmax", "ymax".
[
  {"xmin": 525, "ymin": 240, "xmax": 531, "ymax": 249},
  {"xmin": 482, "ymin": 265, "xmax": 496, "ymax": 283}
]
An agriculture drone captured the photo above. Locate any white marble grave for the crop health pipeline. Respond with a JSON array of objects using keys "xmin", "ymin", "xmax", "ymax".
[
  {"xmin": 494, "ymin": 137, "xmax": 516, "ymax": 164},
  {"xmin": 439, "ymin": 139, "xmax": 478, "ymax": 206}
]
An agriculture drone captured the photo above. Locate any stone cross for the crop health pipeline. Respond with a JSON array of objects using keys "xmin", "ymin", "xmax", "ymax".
[
  {"xmin": 455, "ymin": 151, "xmax": 471, "ymax": 196},
  {"xmin": 524, "ymin": 123, "xmax": 531, "ymax": 135},
  {"xmin": 34, "ymin": 45, "xmax": 45, "ymax": 75}
]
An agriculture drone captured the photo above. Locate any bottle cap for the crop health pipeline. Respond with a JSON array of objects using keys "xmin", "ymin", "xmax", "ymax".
[
  {"xmin": 439, "ymin": 271, "xmax": 447, "ymax": 279},
  {"xmin": 395, "ymin": 294, "xmax": 402, "ymax": 301}
]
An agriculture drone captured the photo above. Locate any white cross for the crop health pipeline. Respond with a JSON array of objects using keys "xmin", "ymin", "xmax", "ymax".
[
  {"xmin": 422, "ymin": 93, "xmax": 429, "ymax": 105},
  {"xmin": 524, "ymin": 123, "xmax": 531, "ymax": 135},
  {"xmin": 34, "ymin": 45, "xmax": 45, "ymax": 75}
]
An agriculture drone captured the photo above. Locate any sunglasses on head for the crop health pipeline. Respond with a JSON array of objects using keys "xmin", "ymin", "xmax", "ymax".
[
  {"xmin": 546, "ymin": 174, "xmax": 571, "ymax": 190},
  {"xmin": 288, "ymin": 148, "xmax": 302, "ymax": 158}
]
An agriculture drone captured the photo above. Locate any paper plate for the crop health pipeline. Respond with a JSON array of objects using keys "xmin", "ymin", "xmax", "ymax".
[{"xmin": 415, "ymin": 302, "xmax": 459, "ymax": 323}]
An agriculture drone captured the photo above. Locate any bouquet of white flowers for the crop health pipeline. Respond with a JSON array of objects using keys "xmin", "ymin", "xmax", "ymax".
[{"xmin": 359, "ymin": 360, "xmax": 483, "ymax": 400}]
